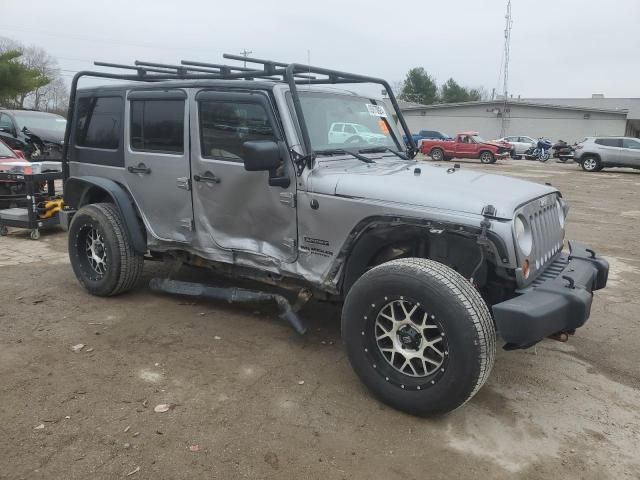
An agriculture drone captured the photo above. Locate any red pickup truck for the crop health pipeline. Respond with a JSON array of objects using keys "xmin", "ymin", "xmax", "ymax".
[{"xmin": 420, "ymin": 131, "xmax": 512, "ymax": 164}]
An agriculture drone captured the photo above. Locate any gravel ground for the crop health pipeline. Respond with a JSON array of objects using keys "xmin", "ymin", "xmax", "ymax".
[{"xmin": 0, "ymin": 158, "xmax": 639, "ymax": 479}]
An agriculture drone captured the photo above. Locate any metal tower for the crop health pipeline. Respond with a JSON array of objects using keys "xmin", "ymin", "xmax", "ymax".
[{"xmin": 500, "ymin": 0, "xmax": 513, "ymax": 137}]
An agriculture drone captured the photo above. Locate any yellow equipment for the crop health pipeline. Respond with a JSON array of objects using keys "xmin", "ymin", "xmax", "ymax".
[{"xmin": 37, "ymin": 198, "xmax": 64, "ymax": 219}]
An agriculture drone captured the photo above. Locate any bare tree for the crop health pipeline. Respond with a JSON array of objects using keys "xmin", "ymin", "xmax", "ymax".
[{"xmin": 0, "ymin": 36, "xmax": 66, "ymax": 111}]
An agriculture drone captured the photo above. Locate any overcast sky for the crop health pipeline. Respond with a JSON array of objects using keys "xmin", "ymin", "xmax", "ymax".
[{"xmin": 2, "ymin": 0, "xmax": 639, "ymax": 99}]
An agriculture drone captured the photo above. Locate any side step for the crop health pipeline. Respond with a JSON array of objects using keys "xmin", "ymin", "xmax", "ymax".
[{"xmin": 149, "ymin": 278, "xmax": 308, "ymax": 335}]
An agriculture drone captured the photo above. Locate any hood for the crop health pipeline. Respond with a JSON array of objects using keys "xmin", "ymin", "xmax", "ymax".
[
  {"xmin": 482, "ymin": 140, "xmax": 511, "ymax": 151},
  {"xmin": 24, "ymin": 127, "xmax": 64, "ymax": 144},
  {"xmin": 308, "ymin": 159, "xmax": 556, "ymax": 219}
]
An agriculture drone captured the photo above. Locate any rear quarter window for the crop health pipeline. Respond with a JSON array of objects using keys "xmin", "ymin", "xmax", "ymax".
[
  {"xmin": 71, "ymin": 94, "xmax": 124, "ymax": 167},
  {"xmin": 75, "ymin": 96, "xmax": 123, "ymax": 149}
]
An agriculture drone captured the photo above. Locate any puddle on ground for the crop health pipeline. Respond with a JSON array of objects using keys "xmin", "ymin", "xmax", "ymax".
[{"xmin": 138, "ymin": 368, "xmax": 163, "ymax": 383}]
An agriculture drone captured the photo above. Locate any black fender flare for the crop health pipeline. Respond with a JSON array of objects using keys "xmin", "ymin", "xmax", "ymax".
[
  {"xmin": 325, "ymin": 215, "xmax": 510, "ymax": 295},
  {"xmin": 64, "ymin": 176, "xmax": 147, "ymax": 254}
]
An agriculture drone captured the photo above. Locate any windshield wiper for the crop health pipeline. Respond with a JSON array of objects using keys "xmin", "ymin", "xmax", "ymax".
[
  {"xmin": 314, "ymin": 148, "xmax": 375, "ymax": 164},
  {"xmin": 358, "ymin": 146, "xmax": 408, "ymax": 160}
]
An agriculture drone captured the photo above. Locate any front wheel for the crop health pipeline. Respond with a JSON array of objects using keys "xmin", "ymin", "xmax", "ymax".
[
  {"xmin": 581, "ymin": 156, "xmax": 602, "ymax": 172},
  {"xmin": 479, "ymin": 151, "xmax": 494, "ymax": 164},
  {"xmin": 430, "ymin": 148, "xmax": 444, "ymax": 161},
  {"xmin": 68, "ymin": 202, "xmax": 144, "ymax": 296},
  {"xmin": 342, "ymin": 258, "xmax": 496, "ymax": 416}
]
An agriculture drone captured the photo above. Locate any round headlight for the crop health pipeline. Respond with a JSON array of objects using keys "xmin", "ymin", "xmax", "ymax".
[
  {"xmin": 515, "ymin": 214, "xmax": 533, "ymax": 256},
  {"xmin": 556, "ymin": 199, "xmax": 565, "ymax": 229}
]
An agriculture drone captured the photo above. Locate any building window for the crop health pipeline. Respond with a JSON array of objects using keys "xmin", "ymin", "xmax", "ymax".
[{"xmin": 130, "ymin": 99, "xmax": 185, "ymax": 154}]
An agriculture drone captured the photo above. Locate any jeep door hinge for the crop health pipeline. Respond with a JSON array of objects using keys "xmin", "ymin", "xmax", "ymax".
[
  {"xmin": 177, "ymin": 177, "xmax": 192, "ymax": 191},
  {"xmin": 180, "ymin": 219, "xmax": 195, "ymax": 231},
  {"xmin": 279, "ymin": 192, "xmax": 296, "ymax": 208}
]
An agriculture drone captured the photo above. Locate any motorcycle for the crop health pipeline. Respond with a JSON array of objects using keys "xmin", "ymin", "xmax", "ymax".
[
  {"xmin": 522, "ymin": 138, "xmax": 552, "ymax": 162},
  {"xmin": 552, "ymin": 140, "xmax": 575, "ymax": 162}
]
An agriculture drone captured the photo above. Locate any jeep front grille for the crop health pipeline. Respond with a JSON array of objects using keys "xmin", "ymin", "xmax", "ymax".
[{"xmin": 517, "ymin": 194, "xmax": 565, "ymax": 282}]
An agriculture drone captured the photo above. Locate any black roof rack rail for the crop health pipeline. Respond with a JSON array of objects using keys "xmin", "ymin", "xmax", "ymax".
[{"xmin": 62, "ymin": 54, "xmax": 417, "ymax": 178}]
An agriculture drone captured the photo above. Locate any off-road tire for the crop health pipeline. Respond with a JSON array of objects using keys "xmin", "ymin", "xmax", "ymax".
[
  {"xmin": 68, "ymin": 202, "xmax": 143, "ymax": 296},
  {"xmin": 581, "ymin": 155, "xmax": 602, "ymax": 172},
  {"xmin": 430, "ymin": 148, "xmax": 444, "ymax": 161},
  {"xmin": 342, "ymin": 258, "xmax": 496, "ymax": 416},
  {"xmin": 479, "ymin": 151, "xmax": 494, "ymax": 164}
]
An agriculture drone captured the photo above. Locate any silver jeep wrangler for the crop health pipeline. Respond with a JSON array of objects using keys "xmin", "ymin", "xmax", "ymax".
[{"xmin": 61, "ymin": 55, "xmax": 609, "ymax": 415}]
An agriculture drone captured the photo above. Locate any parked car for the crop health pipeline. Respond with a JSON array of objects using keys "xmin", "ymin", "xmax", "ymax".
[
  {"xmin": 574, "ymin": 136, "xmax": 640, "ymax": 172},
  {"xmin": 421, "ymin": 131, "xmax": 512, "ymax": 163},
  {"xmin": 61, "ymin": 55, "xmax": 608, "ymax": 416},
  {"xmin": 403, "ymin": 130, "xmax": 452, "ymax": 148},
  {"xmin": 494, "ymin": 135, "xmax": 536, "ymax": 158},
  {"xmin": 0, "ymin": 138, "xmax": 27, "ymax": 208},
  {"xmin": 0, "ymin": 109, "xmax": 66, "ymax": 161},
  {"xmin": 328, "ymin": 122, "xmax": 386, "ymax": 145}
]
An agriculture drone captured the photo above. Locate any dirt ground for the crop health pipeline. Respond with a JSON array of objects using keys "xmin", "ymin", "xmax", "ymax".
[{"xmin": 1, "ymin": 158, "xmax": 639, "ymax": 479}]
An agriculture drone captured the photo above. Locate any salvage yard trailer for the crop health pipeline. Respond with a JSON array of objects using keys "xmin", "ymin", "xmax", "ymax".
[{"xmin": 59, "ymin": 54, "xmax": 608, "ymax": 416}]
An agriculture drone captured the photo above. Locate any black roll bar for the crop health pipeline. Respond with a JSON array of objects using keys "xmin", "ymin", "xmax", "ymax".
[{"xmin": 62, "ymin": 55, "xmax": 417, "ymax": 180}]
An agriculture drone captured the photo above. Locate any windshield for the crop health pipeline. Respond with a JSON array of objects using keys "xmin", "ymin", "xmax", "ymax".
[
  {"xmin": 0, "ymin": 141, "xmax": 16, "ymax": 158},
  {"xmin": 471, "ymin": 135, "xmax": 485, "ymax": 143},
  {"xmin": 295, "ymin": 91, "xmax": 402, "ymax": 152},
  {"xmin": 12, "ymin": 112, "xmax": 67, "ymax": 133}
]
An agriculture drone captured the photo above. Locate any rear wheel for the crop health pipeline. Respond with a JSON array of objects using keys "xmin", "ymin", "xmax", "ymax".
[
  {"xmin": 479, "ymin": 151, "xmax": 494, "ymax": 164},
  {"xmin": 342, "ymin": 258, "xmax": 496, "ymax": 416},
  {"xmin": 581, "ymin": 156, "xmax": 602, "ymax": 172},
  {"xmin": 68, "ymin": 202, "xmax": 144, "ymax": 296},
  {"xmin": 430, "ymin": 148, "xmax": 444, "ymax": 161}
]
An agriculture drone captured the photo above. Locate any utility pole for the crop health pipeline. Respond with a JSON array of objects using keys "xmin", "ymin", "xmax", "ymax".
[
  {"xmin": 500, "ymin": 0, "xmax": 513, "ymax": 138},
  {"xmin": 240, "ymin": 49, "xmax": 252, "ymax": 68}
]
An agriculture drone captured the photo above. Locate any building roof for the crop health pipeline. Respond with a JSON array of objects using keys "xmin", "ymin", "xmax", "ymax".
[
  {"xmin": 399, "ymin": 99, "xmax": 629, "ymax": 116},
  {"xmin": 520, "ymin": 98, "xmax": 640, "ymax": 119}
]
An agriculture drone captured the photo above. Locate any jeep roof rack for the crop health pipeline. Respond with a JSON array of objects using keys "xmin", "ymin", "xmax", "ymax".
[{"xmin": 62, "ymin": 54, "xmax": 416, "ymax": 177}]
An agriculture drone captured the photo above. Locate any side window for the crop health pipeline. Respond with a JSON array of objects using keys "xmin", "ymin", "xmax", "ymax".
[
  {"xmin": 344, "ymin": 124, "xmax": 356, "ymax": 134},
  {"xmin": 199, "ymin": 101, "xmax": 275, "ymax": 161},
  {"xmin": 0, "ymin": 113, "xmax": 14, "ymax": 131},
  {"xmin": 75, "ymin": 96, "xmax": 123, "ymax": 149},
  {"xmin": 595, "ymin": 138, "xmax": 622, "ymax": 147},
  {"xmin": 130, "ymin": 99, "xmax": 184, "ymax": 154},
  {"xmin": 331, "ymin": 123, "xmax": 343, "ymax": 132},
  {"xmin": 622, "ymin": 139, "xmax": 640, "ymax": 149}
]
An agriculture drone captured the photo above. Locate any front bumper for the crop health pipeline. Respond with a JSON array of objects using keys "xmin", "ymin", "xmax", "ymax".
[{"xmin": 492, "ymin": 241, "xmax": 609, "ymax": 349}]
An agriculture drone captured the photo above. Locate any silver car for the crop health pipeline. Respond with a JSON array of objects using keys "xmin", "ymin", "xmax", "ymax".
[
  {"xmin": 59, "ymin": 54, "xmax": 609, "ymax": 416},
  {"xmin": 494, "ymin": 135, "xmax": 536, "ymax": 157},
  {"xmin": 575, "ymin": 136, "xmax": 640, "ymax": 172}
]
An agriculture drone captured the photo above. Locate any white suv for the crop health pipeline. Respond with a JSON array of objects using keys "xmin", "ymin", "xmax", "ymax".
[
  {"xmin": 328, "ymin": 122, "xmax": 386, "ymax": 145},
  {"xmin": 575, "ymin": 136, "xmax": 640, "ymax": 172}
]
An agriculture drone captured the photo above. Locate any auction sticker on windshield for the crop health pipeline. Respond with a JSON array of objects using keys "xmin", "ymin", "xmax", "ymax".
[{"xmin": 366, "ymin": 104, "xmax": 387, "ymax": 117}]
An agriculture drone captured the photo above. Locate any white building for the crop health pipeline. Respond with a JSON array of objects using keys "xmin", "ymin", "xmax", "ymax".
[{"xmin": 399, "ymin": 96, "xmax": 640, "ymax": 142}]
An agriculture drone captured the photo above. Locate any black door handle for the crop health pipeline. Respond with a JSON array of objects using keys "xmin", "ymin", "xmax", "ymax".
[
  {"xmin": 128, "ymin": 163, "xmax": 151, "ymax": 174},
  {"xmin": 194, "ymin": 173, "xmax": 221, "ymax": 184}
]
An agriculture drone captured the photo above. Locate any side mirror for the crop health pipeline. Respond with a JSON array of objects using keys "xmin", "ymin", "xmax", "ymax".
[{"xmin": 242, "ymin": 140, "xmax": 282, "ymax": 171}]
